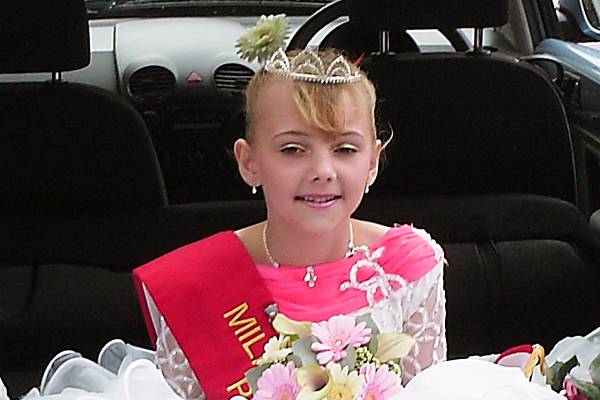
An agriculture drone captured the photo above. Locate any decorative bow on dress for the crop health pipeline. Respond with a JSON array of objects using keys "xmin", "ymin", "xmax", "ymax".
[{"xmin": 340, "ymin": 246, "xmax": 409, "ymax": 306}]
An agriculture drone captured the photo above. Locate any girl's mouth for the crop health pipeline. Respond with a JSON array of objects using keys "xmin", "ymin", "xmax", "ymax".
[{"xmin": 295, "ymin": 194, "xmax": 341, "ymax": 208}]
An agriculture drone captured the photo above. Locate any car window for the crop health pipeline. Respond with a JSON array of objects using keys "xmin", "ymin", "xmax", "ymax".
[
  {"xmin": 85, "ymin": 0, "xmax": 333, "ymax": 18},
  {"xmin": 407, "ymin": 29, "xmax": 474, "ymax": 52}
]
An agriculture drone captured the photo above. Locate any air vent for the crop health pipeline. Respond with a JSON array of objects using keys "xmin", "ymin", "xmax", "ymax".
[
  {"xmin": 128, "ymin": 66, "xmax": 176, "ymax": 103},
  {"xmin": 214, "ymin": 64, "xmax": 254, "ymax": 92}
]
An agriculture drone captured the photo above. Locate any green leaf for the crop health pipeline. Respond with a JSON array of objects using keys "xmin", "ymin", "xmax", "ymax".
[
  {"xmin": 340, "ymin": 345, "xmax": 357, "ymax": 370},
  {"xmin": 356, "ymin": 313, "xmax": 380, "ymax": 336},
  {"xmin": 292, "ymin": 336, "xmax": 318, "ymax": 366},
  {"xmin": 287, "ymin": 354, "xmax": 303, "ymax": 367},
  {"xmin": 246, "ymin": 364, "xmax": 271, "ymax": 394},
  {"xmin": 590, "ymin": 353, "xmax": 600, "ymax": 387},
  {"xmin": 368, "ymin": 335, "xmax": 379, "ymax": 355},
  {"xmin": 546, "ymin": 355, "xmax": 579, "ymax": 392},
  {"xmin": 574, "ymin": 379, "xmax": 600, "ymax": 399}
]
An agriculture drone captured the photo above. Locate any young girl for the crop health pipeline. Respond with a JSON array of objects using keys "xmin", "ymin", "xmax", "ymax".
[{"xmin": 132, "ymin": 47, "xmax": 447, "ymax": 399}]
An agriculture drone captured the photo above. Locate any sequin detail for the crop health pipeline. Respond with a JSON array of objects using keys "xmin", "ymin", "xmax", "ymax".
[{"xmin": 155, "ymin": 317, "xmax": 205, "ymax": 400}]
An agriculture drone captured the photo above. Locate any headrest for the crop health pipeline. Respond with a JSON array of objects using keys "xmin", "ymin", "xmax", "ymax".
[
  {"xmin": 0, "ymin": 0, "xmax": 90, "ymax": 73},
  {"xmin": 348, "ymin": 0, "xmax": 509, "ymax": 30}
]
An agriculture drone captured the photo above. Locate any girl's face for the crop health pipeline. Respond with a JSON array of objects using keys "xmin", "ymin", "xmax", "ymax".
[{"xmin": 235, "ymin": 78, "xmax": 381, "ymax": 236}]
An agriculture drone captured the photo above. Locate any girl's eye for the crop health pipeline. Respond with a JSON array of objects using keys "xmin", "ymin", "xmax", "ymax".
[
  {"xmin": 280, "ymin": 144, "xmax": 305, "ymax": 154},
  {"xmin": 335, "ymin": 145, "xmax": 359, "ymax": 154}
]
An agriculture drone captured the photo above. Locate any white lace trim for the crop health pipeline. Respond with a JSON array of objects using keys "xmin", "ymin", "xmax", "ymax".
[{"xmin": 345, "ymin": 225, "xmax": 447, "ymax": 384}]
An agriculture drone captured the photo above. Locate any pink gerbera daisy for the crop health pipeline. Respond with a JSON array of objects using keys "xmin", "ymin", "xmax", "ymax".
[
  {"xmin": 311, "ymin": 315, "xmax": 371, "ymax": 365},
  {"xmin": 254, "ymin": 361, "xmax": 300, "ymax": 400},
  {"xmin": 360, "ymin": 364, "xmax": 403, "ymax": 400}
]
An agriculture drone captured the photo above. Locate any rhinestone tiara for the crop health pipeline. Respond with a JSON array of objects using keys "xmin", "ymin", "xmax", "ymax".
[{"xmin": 264, "ymin": 48, "xmax": 363, "ymax": 84}]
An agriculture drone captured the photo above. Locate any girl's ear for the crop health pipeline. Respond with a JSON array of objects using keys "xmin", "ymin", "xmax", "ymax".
[
  {"xmin": 367, "ymin": 139, "xmax": 383, "ymax": 186},
  {"xmin": 234, "ymin": 138, "xmax": 259, "ymax": 186}
]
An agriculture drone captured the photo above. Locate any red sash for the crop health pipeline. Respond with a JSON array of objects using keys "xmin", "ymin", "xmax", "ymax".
[{"xmin": 133, "ymin": 231, "xmax": 277, "ymax": 399}]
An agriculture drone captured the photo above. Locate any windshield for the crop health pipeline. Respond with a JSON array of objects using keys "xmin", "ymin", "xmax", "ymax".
[{"xmin": 86, "ymin": 0, "xmax": 331, "ymax": 18}]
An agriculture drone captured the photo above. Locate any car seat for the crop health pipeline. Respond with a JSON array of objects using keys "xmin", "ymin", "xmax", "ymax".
[
  {"xmin": 0, "ymin": 0, "xmax": 167, "ymax": 396},
  {"xmin": 0, "ymin": 0, "xmax": 167, "ymax": 216}
]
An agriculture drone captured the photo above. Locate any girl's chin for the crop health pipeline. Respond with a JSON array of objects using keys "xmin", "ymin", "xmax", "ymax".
[{"xmin": 292, "ymin": 215, "xmax": 352, "ymax": 235}]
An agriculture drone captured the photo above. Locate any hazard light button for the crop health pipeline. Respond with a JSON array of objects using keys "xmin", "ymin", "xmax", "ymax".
[{"xmin": 186, "ymin": 71, "xmax": 203, "ymax": 83}]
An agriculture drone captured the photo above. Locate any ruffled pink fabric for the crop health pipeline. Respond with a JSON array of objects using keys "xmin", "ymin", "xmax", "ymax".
[{"xmin": 256, "ymin": 224, "xmax": 441, "ymax": 322}]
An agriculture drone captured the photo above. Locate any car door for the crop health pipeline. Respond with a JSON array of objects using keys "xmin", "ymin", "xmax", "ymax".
[{"xmin": 531, "ymin": 0, "xmax": 600, "ymax": 230}]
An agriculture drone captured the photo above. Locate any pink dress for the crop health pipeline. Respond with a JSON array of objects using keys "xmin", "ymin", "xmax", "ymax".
[{"xmin": 149, "ymin": 224, "xmax": 447, "ymax": 399}]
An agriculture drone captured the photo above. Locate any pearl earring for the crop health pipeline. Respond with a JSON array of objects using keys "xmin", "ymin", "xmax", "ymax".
[
  {"xmin": 252, "ymin": 186, "xmax": 257, "ymax": 195},
  {"xmin": 365, "ymin": 185, "xmax": 370, "ymax": 194}
]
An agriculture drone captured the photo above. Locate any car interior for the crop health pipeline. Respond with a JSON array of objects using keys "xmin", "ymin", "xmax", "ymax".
[{"xmin": 1, "ymin": 0, "xmax": 600, "ymax": 397}]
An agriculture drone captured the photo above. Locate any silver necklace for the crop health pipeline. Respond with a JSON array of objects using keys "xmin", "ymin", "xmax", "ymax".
[{"xmin": 262, "ymin": 222, "xmax": 355, "ymax": 288}]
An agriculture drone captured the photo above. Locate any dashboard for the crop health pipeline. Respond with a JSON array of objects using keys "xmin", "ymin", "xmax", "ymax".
[
  {"xmin": 1, "ymin": 16, "xmax": 309, "ymax": 108},
  {"xmin": 4, "ymin": 16, "xmax": 309, "ymax": 95}
]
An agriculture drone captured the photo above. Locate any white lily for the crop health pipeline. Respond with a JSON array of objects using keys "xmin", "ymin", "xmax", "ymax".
[
  {"xmin": 272, "ymin": 313, "xmax": 313, "ymax": 338},
  {"xmin": 375, "ymin": 333, "xmax": 416, "ymax": 363},
  {"xmin": 296, "ymin": 365, "xmax": 333, "ymax": 400}
]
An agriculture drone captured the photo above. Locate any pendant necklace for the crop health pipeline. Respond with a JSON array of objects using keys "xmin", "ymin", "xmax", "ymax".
[{"xmin": 262, "ymin": 221, "xmax": 355, "ymax": 288}]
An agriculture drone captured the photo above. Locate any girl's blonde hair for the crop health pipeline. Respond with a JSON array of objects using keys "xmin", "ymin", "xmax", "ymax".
[{"xmin": 244, "ymin": 49, "xmax": 378, "ymax": 141}]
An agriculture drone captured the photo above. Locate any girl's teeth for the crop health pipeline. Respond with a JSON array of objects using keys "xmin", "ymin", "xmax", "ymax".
[{"xmin": 302, "ymin": 196, "xmax": 335, "ymax": 202}]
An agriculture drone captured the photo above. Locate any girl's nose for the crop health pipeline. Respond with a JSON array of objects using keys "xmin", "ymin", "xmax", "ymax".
[{"xmin": 311, "ymin": 152, "xmax": 337, "ymax": 182}]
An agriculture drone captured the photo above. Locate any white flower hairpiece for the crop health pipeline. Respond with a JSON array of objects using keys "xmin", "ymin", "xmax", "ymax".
[{"xmin": 236, "ymin": 14, "xmax": 290, "ymax": 64}]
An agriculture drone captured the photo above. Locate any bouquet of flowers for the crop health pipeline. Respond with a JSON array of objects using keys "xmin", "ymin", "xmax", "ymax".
[{"xmin": 245, "ymin": 313, "xmax": 415, "ymax": 400}]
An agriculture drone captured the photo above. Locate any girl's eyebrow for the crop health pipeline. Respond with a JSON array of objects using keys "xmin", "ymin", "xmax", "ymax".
[
  {"xmin": 272, "ymin": 130, "xmax": 366, "ymax": 140},
  {"xmin": 273, "ymin": 130, "xmax": 310, "ymax": 139},
  {"xmin": 340, "ymin": 131, "xmax": 364, "ymax": 138}
]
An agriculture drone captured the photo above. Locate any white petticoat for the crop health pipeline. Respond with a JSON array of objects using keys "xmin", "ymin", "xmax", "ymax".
[
  {"xmin": 19, "ymin": 358, "xmax": 181, "ymax": 400},
  {"xmin": 392, "ymin": 359, "xmax": 563, "ymax": 400},
  {"xmin": 8, "ymin": 358, "xmax": 563, "ymax": 400}
]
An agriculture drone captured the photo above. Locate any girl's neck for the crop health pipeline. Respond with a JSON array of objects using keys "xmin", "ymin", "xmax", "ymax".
[{"xmin": 263, "ymin": 219, "xmax": 352, "ymax": 267}]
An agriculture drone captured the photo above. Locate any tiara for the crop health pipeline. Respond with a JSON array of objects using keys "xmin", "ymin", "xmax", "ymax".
[{"xmin": 265, "ymin": 48, "xmax": 363, "ymax": 84}]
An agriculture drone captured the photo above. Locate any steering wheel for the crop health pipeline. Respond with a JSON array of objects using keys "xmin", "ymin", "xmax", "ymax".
[
  {"xmin": 286, "ymin": 0, "xmax": 348, "ymax": 51},
  {"xmin": 286, "ymin": 0, "xmax": 470, "ymax": 53}
]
